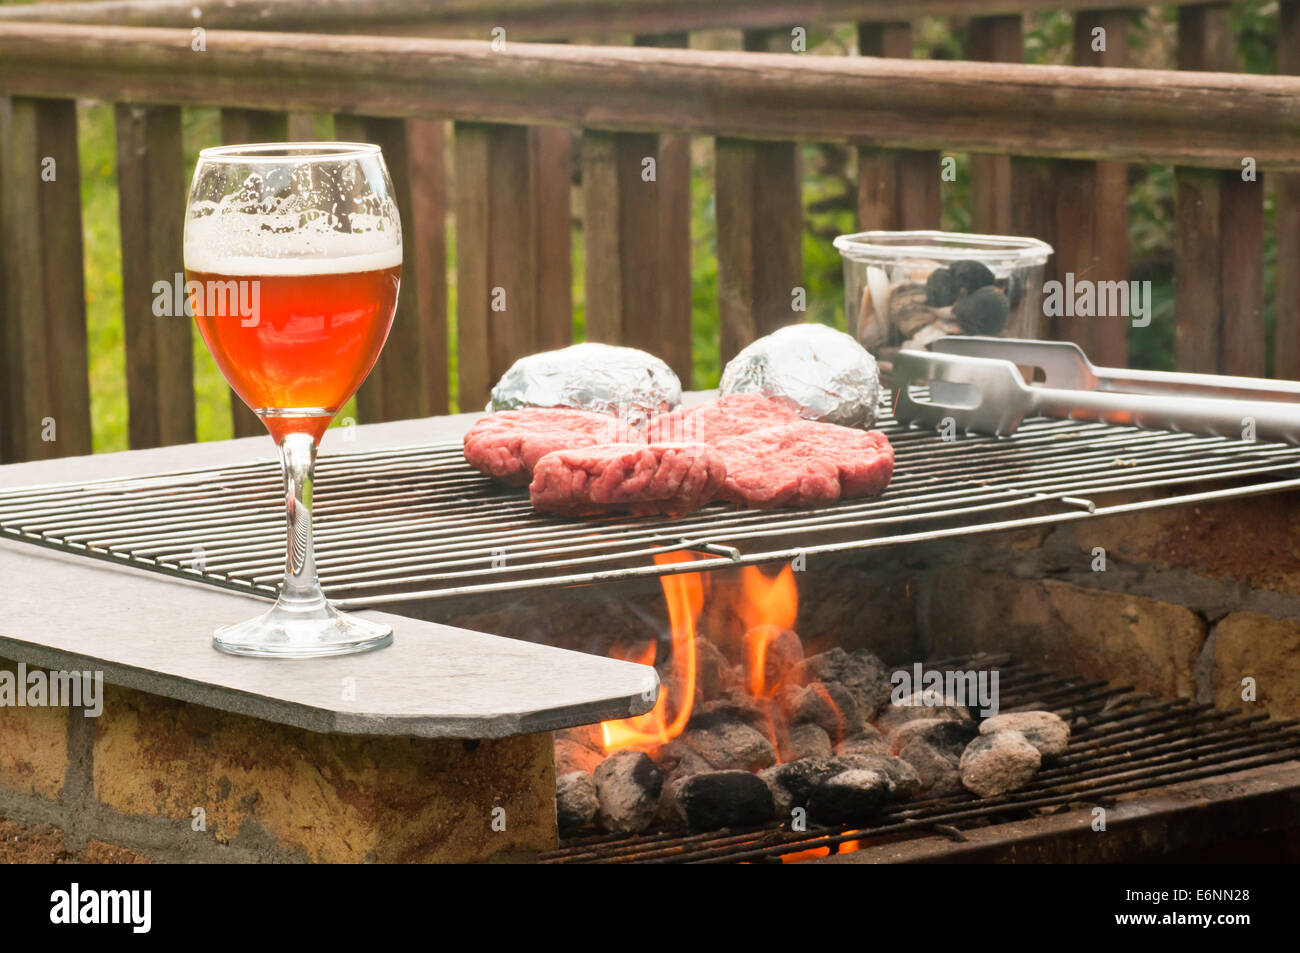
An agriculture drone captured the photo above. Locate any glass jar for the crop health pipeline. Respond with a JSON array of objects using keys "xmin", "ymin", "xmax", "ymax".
[{"xmin": 833, "ymin": 230, "xmax": 1054, "ymax": 357}]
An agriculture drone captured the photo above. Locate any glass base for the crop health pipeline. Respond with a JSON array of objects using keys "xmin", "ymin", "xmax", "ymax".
[{"xmin": 213, "ymin": 594, "xmax": 392, "ymax": 659}]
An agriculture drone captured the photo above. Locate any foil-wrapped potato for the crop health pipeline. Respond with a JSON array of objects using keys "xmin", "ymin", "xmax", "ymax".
[
  {"xmin": 489, "ymin": 342, "xmax": 682, "ymax": 427},
  {"xmin": 719, "ymin": 323, "xmax": 882, "ymax": 429}
]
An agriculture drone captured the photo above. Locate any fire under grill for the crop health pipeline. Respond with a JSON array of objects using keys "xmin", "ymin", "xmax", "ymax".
[
  {"xmin": 2, "ymin": 413, "xmax": 1300, "ymax": 606},
  {"xmin": 540, "ymin": 653, "xmax": 1300, "ymax": 864}
]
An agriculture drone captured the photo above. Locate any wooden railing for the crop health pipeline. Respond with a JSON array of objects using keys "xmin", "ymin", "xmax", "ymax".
[
  {"xmin": 0, "ymin": 0, "xmax": 1244, "ymax": 36},
  {"xmin": 0, "ymin": 6, "xmax": 1298, "ymax": 463}
]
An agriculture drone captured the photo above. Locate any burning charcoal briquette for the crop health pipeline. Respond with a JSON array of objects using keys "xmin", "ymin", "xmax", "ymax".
[
  {"xmin": 594, "ymin": 749, "xmax": 665, "ymax": 833},
  {"xmin": 647, "ymin": 739, "xmax": 711, "ymax": 778},
  {"xmin": 806, "ymin": 769, "xmax": 891, "ymax": 824},
  {"xmin": 950, "ymin": 260, "xmax": 996, "ymax": 297},
  {"xmin": 775, "ymin": 682, "xmax": 840, "ymax": 741},
  {"xmin": 822, "ymin": 680, "xmax": 871, "ymax": 740},
  {"xmin": 898, "ymin": 738, "xmax": 963, "ymax": 796},
  {"xmin": 876, "ymin": 690, "xmax": 974, "ymax": 734},
  {"xmin": 793, "ymin": 648, "xmax": 893, "ymax": 721},
  {"xmin": 925, "ymin": 267, "xmax": 957, "ymax": 308},
  {"xmin": 833, "ymin": 754, "xmax": 922, "ymax": 800},
  {"xmin": 681, "ymin": 720, "xmax": 778, "ymax": 772},
  {"xmin": 837, "ymin": 729, "xmax": 892, "ymax": 758},
  {"xmin": 886, "ymin": 716, "xmax": 977, "ymax": 754},
  {"xmin": 980, "ymin": 711, "xmax": 1070, "ymax": 757},
  {"xmin": 959, "ymin": 729, "xmax": 1042, "ymax": 798},
  {"xmin": 782, "ymin": 723, "xmax": 834, "ymax": 761},
  {"xmin": 758, "ymin": 757, "xmax": 838, "ymax": 816},
  {"xmin": 554, "ymin": 738, "xmax": 604, "ymax": 775},
  {"xmin": 556, "ymin": 724, "xmax": 604, "ymax": 753},
  {"xmin": 746, "ymin": 626, "xmax": 804, "ymax": 694},
  {"xmin": 556, "ymin": 771, "xmax": 599, "ymax": 835},
  {"xmin": 693, "ymin": 637, "xmax": 739, "ymax": 699},
  {"xmin": 689, "ymin": 691, "xmax": 772, "ymax": 735},
  {"xmin": 953, "ymin": 286, "xmax": 1010, "ymax": 335},
  {"xmin": 667, "ymin": 771, "xmax": 776, "ymax": 832}
]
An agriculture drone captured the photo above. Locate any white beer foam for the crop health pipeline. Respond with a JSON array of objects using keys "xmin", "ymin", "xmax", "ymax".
[
  {"xmin": 184, "ymin": 208, "xmax": 401, "ymax": 275},
  {"xmin": 184, "ymin": 243, "xmax": 402, "ymax": 276}
]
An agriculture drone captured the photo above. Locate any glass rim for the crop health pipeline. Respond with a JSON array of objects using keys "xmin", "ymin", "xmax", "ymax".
[
  {"xmin": 833, "ymin": 229, "xmax": 1053, "ymax": 264},
  {"xmin": 196, "ymin": 141, "xmax": 383, "ymax": 163}
]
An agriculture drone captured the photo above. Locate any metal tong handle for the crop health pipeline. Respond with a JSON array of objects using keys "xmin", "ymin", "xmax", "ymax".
[
  {"xmin": 1029, "ymin": 384, "xmax": 1300, "ymax": 444},
  {"xmin": 932, "ymin": 336, "xmax": 1300, "ymax": 403},
  {"xmin": 894, "ymin": 348, "xmax": 1300, "ymax": 444}
]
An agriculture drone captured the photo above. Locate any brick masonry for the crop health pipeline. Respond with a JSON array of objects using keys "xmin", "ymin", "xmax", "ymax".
[
  {"xmin": 0, "ymin": 659, "xmax": 68, "ymax": 801},
  {"xmin": 0, "ymin": 661, "xmax": 558, "ymax": 863}
]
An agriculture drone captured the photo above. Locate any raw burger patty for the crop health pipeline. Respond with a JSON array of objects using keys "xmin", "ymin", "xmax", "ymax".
[
  {"xmin": 714, "ymin": 421, "xmax": 894, "ymax": 508},
  {"xmin": 647, "ymin": 393, "xmax": 800, "ymax": 444},
  {"xmin": 530, "ymin": 443, "xmax": 727, "ymax": 517},
  {"xmin": 463, "ymin": 409, "xmax": 634, "ymax": 486}
]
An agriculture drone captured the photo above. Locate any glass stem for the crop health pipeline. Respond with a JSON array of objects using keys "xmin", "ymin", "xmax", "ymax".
[{"xmin": 279, "ymin": 431, "xmax": 325, "ymax": 607}]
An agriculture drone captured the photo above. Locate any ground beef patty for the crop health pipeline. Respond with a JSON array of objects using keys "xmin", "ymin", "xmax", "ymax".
[
  {"xmin": 714, "ymin": 421, "xmax": 894, "ymax": 508},
  {"xmin": 647, "ymin": 393, "xmax": 801, "ymax": 444},
  {"xmin": 463, "ymin": 409, "xmax": 634, "ymax": 486},
  {"xmin": 530, "ymin": 443, "xmax": 727, "ymax": 517}
]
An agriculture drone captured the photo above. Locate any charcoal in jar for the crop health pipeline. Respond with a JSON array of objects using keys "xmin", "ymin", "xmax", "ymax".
[
  {"xmin": 719, "ymin": 323, "xmax": 881, "ymax": 429},
  {"xmin": 488, "ymin": 342, "xmax": 681, "ymax": 427},
  {"xmin": 953, "ymin": 286, "xmax": 1010, "ymax": 335},
  {"xmin": 950, "ymin": 260, "xmax": 997, "ymax": 298},
  {"xmin": 925, "ymin": 267, "xmax": 957, "ymax": 308},
  {"xmin": 996, "ymin": 273, "xmax": 1025, "ymax": 309}
]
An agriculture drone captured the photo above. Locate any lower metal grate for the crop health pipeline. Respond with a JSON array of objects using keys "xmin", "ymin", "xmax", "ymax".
[
  {"xmin": 1, "ymin": 413, "xmax": 1299, "ymax": 606},
  {"xmin": 539, "ymin": 653, "xmax": 1300, "ymax": 864}
]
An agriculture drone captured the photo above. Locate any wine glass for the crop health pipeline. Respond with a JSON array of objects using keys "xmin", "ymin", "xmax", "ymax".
[{"xmin": 184, "ymin": 142, "xmax": 401, "ymax": 657}]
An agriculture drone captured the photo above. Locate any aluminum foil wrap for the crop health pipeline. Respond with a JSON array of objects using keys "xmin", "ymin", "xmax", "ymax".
[
  {"xmin": 489, "ymin": 342, "xmax": 682, "ymax": 427},
  {"xmin": 719, "ymin": 323, "xmax": 882, "ymax": 428}
]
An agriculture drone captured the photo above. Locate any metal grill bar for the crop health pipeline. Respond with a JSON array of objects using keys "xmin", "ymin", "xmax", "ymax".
[
  {"xmin": 537, "ymin": 654, "xmax": 1300, "ymax": 864},
  {"xmin": 1, "ymin": 414, "xmax": 1299, "ymax": 605}
]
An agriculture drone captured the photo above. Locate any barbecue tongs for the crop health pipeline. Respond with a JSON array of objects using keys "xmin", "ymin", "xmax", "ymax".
[{"xmin": 892, "ymin": 336, "xmax": 1300, "ymax": 445}]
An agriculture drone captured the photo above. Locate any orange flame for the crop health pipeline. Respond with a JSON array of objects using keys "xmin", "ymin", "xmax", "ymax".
[
  {"xmin": 601, "ymin": 552, "xmax": 704, "ymax": 752},
  {"xmin": 737, "ymin": 565, "xmax": 799, "ymax": 698}
]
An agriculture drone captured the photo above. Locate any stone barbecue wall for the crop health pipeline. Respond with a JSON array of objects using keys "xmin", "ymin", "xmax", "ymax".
[{"xmin": 0, "ymin": 674, "xmax": 557, "ymax": 863}]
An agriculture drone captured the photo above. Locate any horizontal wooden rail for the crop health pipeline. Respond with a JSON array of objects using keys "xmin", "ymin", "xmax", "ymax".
[
  {"xmin": 0, "ymin": 0, "xmax": 1227, "ymax": 35},
  {"xmin": 1, "ymin": 24, "xmax": 1298, "ymax": 170}
]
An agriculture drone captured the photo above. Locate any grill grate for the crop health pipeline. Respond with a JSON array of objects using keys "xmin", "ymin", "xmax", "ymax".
[
  {"xmin": 538, "ymin": 653, "xmax": 1300, "ymax": 864},
  {"xmin": 2, "ymin": 413, "xmax": 1300, "ymax": 606}
]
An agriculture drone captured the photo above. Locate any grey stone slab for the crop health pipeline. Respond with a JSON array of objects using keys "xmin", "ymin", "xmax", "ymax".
[
  {"xmin": 0, "ymin": 394, "xmax": 720, "ymax": 737},
  {"xmin": 0, "ymin": 542, "xmax": 658, "ymax": 739}
]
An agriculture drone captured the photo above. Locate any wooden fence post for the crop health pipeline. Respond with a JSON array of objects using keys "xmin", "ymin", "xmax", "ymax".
[
  {"xmin": 634, "ymin": 32, "xmax": 692, "ymax": 385},
  {"xmin": 1009, "ymin": 157, "xmax": 1059, "ymax": 341},
  {"xmin": 582, "ymin": 131, "xmax": 676, "ymax": 359},
  {"xmin": 0, "ymin": 97, "xmax": 92, "ymax": 462},
  {"xmin": 715, "ymin": 137, "xmax": 802, "ymax": 364},
  {"xmin": 856, "ymin": 22, "xmax": 941, "ymax": 231},
  {"xmin": 967, "ymin": 15, "xmax": 1022, "ymax": 236},
  {"xmin": 454, "ymin": 122, "xmax": 536, "ymax": 412},
  {"xmin": 115, "ymin": 103, "xmax": 195, "ymax": 450},
  {"xmin": 1276, "ymin": 0, "xmax": 1300, "ymax": 379},
  {"xmin": 1173, "ymin": 3, "xmax": 1265, "ymax": 376},
  {"xmin": 1067, "ymin": 9, "xmax": 1132, "ymax": 368},
  {"xmin": 336, "ymin": 114, "xmax": 447, "ymax": 420},
  {"xmin": 530, "ymin": 125, "xmax": 574, "ymax": 357}
]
